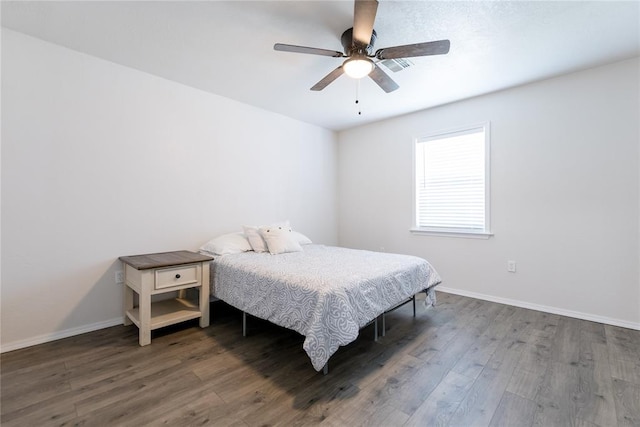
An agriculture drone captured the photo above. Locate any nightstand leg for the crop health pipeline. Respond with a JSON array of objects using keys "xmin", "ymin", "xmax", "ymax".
[
  {"xmin": 139, "ymin": 291, "xmax": 151, "ymax": 345},
  {"xmin": 139, "ymin": 276, "xmax": 152, "ymax": 346},
  {"xmin": 123, "ymin": 284, "xmax": 133, "ymax": 326},
  {"xmin": 200, "ymin": 263, "xmax": 210, "ymax": 327}
]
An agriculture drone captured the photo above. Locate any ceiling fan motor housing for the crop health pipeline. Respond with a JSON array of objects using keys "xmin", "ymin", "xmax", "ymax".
[{"xmin": 341, "ymin": 28, "xmax": 377, "ymax": 56}]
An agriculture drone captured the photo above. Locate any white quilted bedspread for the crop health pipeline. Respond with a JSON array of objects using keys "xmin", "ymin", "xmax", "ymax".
[{"xmin": 210, "ymin": 245, "xmax": 441, "ymax": 371}]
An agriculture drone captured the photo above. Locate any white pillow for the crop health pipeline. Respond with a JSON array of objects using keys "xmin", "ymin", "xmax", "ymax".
[
  {"xmin": 243, "ymin": 220, "xmax": 290, "ymax": 252},
  {"xmin": 199, "ymin": 232, "xmax": 252, "ymax": 256},
  {"xmin": 292, "ymin": 231, "xmax": 312, "ymax": 245},
  {"xmin": 259, "ymin": 225, "xmax": 303, "ymax": 255},
  {"xmin": 243, "ymin": 225, "xmax": 268, "ymax": 253}
]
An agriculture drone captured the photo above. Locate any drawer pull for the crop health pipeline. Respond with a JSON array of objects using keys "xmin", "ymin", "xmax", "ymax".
[{"xmin": 175, "ymin": 274, "xmax": 181, "ymax": 279}]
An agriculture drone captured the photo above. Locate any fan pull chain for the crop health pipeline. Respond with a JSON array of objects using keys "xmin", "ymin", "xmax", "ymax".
[{"xmin": 355, "ymin": 79, "xmax": 362, "ymax": 115}]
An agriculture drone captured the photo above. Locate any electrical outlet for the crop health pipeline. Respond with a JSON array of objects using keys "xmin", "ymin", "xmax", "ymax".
[
  {"xmin": 115, "ymin": 271, "xmax": 124, "ymax": 284},
  {"xmin": 507, "ymin": 260, "xmax": 517, "ymax": 273}
]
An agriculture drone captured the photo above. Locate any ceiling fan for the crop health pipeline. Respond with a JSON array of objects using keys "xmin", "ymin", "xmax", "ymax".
[{"xmin": 274, "ymin": 0, "xmax": 450, "ymax": 93}]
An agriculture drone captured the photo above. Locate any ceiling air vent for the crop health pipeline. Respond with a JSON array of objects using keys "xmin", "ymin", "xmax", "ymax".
[{"xmin": 380, "ymin": 58, "xmax": 414, "ymax": 73}]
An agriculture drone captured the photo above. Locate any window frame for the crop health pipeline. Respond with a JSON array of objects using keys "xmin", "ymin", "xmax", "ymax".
[{"xmin": 410, "ymin": 122, "xmax": 492, "ymax": 239}]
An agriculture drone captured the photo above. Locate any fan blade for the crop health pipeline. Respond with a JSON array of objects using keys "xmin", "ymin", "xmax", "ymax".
[
  {"xmin": 274, "ymin": 43, "xmax": 344, "ymax": 57},
  {"xmin": 369, "ymin": 65, "xmax": 399, "ymax": 93},
  {"xmin": 353, "ymin": 0, "xmax": 378, "ymax": 46},
  {"xmin": 375, "ymin": 39, "xmax": 450, "ymax": 60},
  {"xmin": 311, "ymin": 66, "xmax": 345, "ymax": 91}
]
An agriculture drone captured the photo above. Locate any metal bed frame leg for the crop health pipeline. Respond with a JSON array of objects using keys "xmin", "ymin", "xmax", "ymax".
[
  {"xmin": 374, "ymin": 317, "xmax": 378, "ymax": 342},
  {"xmin": 382, "ymin": 313, "xmax": 386, "ymax": 337},
  {"xmin": 412, "ymin": 295, "xmax": 416, "ymax": 317},
  {"xmin": 323, "ymin": 363, "xmax": 329, "ymax": 375},
  {"xmin": 242, "ymin": 311, "xmax": 247, "ymax": 337}
]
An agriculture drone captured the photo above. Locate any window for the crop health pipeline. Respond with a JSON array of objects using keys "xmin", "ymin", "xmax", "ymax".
[{"xmin": 412, "ymin": 123, "xmax": 491, "ymax": 238}]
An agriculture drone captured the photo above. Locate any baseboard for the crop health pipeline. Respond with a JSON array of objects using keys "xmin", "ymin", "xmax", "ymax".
[
  {"xmin": 437, "ymin": 286, "xmax": 640, "ymax": 331},
  {"xmin": 0, "ymin": 317, "xmax": 123, "ymax": 354}
]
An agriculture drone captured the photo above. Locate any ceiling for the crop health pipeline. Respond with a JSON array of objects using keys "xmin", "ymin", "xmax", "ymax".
[{"xmin": 2, "ymin": 1, "xmax": 639, "ymax": 131}]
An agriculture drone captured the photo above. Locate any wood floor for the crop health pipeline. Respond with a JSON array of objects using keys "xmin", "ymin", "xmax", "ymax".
[{"xmin": 2, "ymin": 292, "xmax": 639, "ymax": 426}]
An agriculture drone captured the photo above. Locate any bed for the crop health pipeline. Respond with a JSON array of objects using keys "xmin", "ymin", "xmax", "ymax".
[{"xmin": 209, "ymin": 244, "xmax": 441, "ymax": 372}]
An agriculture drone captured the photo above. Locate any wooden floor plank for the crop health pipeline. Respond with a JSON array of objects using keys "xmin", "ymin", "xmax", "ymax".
[
  {"xmin": 488, "ymin": 391, "xmax": 537, "ymax": 427},
  {"xmin": 364, "ymin": 404, "xmax": 410, "ymax": 427},
  {"xmin": 0, "ymin": 356, "xmax": 182, "ymax": 424},
  {"xmin": 404, "ymin": 370, "xmax": 475, "ymax": 427},
  {"xmin": 610, "ymin": 357, "xmax": 640, "ymax": 385},
  {"xmin": 446, "ymin": 302, "xmax": 535, "ymax": 427},
  {"xmin": 123, "ymin": 379, "xmax": 227, "ymax": 426},
  {"xmin": 575, "ymin": 342, "xmax": 618, "ymax": 427},
  {"xmin": 0, "ymin": 401, "xmax": 77, "ymax": 427},
  {"xmin": 447, "ymin": 343, "xmax": 524, "ymax": 427},
  {"xmin": 317, "ymin": 354, "xmax": 421, "ymax": 426},
  {"xmin": 507, "ymin": 368, "xmax": 545, "ymax": 402},
  {"xmin": 549, "ymin": 316, "xmax": 582, "ymax": 366},
  {"xmin": 612, "ymin": 378, "xmax": 640, "ymax": 427},
  {"xmin": 533, "ymin": 360, "xmax": 581, "ymax": 426},
  {"xmin": 73, "ymin": 371, "xmax": 204, "ymax": 425},
  {"xmin": 605, "ymin": 325, "xmax": 640, "ymax": 362},
  {"xmin": 0, "ymin": 368, "xmax": 72, "ymax": 415},
  {"xmin": 451, "ymin": 305, "xmax": 517, "ymax": 380},
  {"xmin": 2, "ymin": 293, "xmax": 639, "ymax": 427},
  {"xmin": 507, "ymin": 331, "xmax": 555, "ymax": 400},
  {"xmin": 388, "ymin": 327, "xmax": 483, "ymax": 415}
]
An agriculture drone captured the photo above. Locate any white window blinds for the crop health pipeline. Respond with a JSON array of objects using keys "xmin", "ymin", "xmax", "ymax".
[{"xmin": 414, "ymin": 124, "xmax": 490, "ymax": 234}]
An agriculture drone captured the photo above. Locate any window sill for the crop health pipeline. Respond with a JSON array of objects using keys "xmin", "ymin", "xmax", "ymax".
[{"xmin": 410, "ymin": 228, "xmax": 493, "ymax": 239}]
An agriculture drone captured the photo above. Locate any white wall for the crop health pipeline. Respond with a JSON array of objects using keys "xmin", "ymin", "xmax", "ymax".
[
  {"xmin": 338, "ymin": 57, "xmax": 640, "ymax": 329},
  {"xmin": 1, "ymin": 29, "xmax": 338, "ymax": 350}
]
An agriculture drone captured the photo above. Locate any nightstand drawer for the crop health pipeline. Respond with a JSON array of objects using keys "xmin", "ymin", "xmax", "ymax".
[{"xmin": 155, "ymin": 264, "xmax": 199, "ymax": 290}]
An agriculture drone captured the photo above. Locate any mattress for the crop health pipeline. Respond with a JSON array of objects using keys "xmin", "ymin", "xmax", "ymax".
[{"xmin": 210, "ymin": 244, "xmax": 441, "ymax": 371}]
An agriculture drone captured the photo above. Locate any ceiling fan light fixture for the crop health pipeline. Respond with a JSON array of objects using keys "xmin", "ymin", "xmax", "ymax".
[{"xmin": 343, "ymin": 56, "xmax": 374, "ymax": 79}]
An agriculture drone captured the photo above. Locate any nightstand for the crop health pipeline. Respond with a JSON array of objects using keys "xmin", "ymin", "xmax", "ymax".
[{"xmin": 119, "ymin": 250, "xmax": 213, "ymax": 346}]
